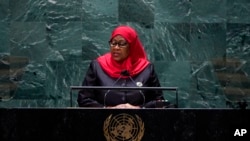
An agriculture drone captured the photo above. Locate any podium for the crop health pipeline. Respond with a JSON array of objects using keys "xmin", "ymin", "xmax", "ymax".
[
  {"xmin": 0, "ymin": 108, "xmax": 250, "ymax": 141},
  {"xmin": 70, "ymin": 86, "xmax": 179, "ymax": 107}
]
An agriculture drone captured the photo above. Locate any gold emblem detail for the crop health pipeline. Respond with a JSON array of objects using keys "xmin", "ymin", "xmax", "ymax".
[{"xmin": 103, "ymin": 113, "xmax": 144, "ymax": 141}]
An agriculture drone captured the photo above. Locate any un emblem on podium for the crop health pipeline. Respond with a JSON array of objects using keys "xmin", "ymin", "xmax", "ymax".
[{"xmin": 103, "ymin": 113, "xmax": 144, "ymax": 141}]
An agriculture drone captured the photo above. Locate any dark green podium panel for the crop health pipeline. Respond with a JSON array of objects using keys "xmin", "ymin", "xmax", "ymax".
[{"xmin": 0, "ymin": 108, "xmax": 249, "ymax": 141}]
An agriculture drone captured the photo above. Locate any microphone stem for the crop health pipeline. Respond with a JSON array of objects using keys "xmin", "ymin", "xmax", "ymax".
[
  {"xmin": 103, "ymin": 90, "xmax": 110, "ymax": 108},
  {"xmin": 103, "ymin": 75, "xmax": 122, "ymax": 107},
  {"xmin": 128, "ymin": 76, "xmax": 145, "ymax": 106}
]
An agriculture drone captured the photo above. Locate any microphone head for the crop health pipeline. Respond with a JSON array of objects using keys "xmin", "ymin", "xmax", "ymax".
[{"xmin": 121, "ymin": 70, "xmax": 130, "ymax": 76}]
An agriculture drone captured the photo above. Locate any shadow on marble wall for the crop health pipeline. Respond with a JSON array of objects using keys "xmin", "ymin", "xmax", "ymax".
[{"xmin": 0, "ymin": 0, "xmax": 250, "ymax": 108}]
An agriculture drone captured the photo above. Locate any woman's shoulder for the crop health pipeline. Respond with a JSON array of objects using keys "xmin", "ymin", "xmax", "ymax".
[
  {"xmin": 88, "ymin": 59, "xmax": 103, "ymax": 71},
  {"xmin": 145, "ymin": 62, "xmax": 155, "ymax": 69},
  {"xmin": 89, "ymin": 59, "xmax": 100, "ymax": 66},
  {"xmin": 85, "ymin": 60, "xmax": 99, "ymax": 72}
]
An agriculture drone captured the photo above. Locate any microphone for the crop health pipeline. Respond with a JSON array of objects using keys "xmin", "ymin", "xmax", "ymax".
[
  {"xmin": 103, "ymin": 71, "xmax": 124, "ymax": 107},
  {"xmin": 121, "ymin": 70, "xmax": 146, "ymax": 106},
  {"xmin": 121, "ymin": 70, "xmax": 130, "ymax": 76}
]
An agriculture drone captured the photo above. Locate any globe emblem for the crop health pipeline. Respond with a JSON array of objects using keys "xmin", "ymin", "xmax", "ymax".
[{"xmin": 103, "ymin": 113, "xmax": 144, "ymax": 141}]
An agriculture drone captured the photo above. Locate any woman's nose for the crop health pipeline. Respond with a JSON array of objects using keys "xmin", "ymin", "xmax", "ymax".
[{"xmin": 113, "ymin": 45, "xmax": 120, "ymax": 49}]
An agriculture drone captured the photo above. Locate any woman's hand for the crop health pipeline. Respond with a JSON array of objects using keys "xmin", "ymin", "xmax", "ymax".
[{"xmin": 108, "ymin": 103, "xmax": 140, "ymax": 109}]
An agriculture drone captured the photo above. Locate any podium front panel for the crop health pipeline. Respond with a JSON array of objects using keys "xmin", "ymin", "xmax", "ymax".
[{"xmin": 0, "ymin": 108, "xmax": 249, "ymax": 141}]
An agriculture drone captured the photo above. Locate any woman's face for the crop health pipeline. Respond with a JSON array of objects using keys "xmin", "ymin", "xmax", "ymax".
[{"xmin": 109, "ymin": 35, "xmax": 130, "ymax": 62}]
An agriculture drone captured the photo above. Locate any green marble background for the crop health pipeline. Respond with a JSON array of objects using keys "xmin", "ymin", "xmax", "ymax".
[{"xmin": 0, "ymin": 0, "xmax": 250, "ymax": 108}]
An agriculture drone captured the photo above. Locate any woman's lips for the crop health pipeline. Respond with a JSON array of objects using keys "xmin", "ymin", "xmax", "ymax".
[{"xmin": 112, "ymin": 52, "xmax": 120, "ymax": 57}]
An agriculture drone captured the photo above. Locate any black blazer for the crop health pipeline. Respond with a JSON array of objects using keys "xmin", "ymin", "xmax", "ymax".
[{"xmin": 77, "ymin": 60, "xmax": 164, "ymax": 108}]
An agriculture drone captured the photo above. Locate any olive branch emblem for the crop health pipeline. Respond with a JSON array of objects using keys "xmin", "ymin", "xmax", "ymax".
[{"xmin": 103, "ymin": 113, "xmax": 144, "ymax": 141}]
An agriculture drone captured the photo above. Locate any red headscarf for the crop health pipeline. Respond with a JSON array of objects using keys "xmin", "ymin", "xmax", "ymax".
[{"xmin": 97, "ymin": 25, "xmax": 150, "ymax": 78}]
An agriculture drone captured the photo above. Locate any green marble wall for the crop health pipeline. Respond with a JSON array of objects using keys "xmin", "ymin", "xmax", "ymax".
[{"xmin": 0, "ymin": 0, "xmax": 250, "ymax": 108}]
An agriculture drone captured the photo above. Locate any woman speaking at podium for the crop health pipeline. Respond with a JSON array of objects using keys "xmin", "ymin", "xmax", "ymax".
[{"xmin": 77, "ymin": 25, "xmax": 164, "ymax": 108}]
